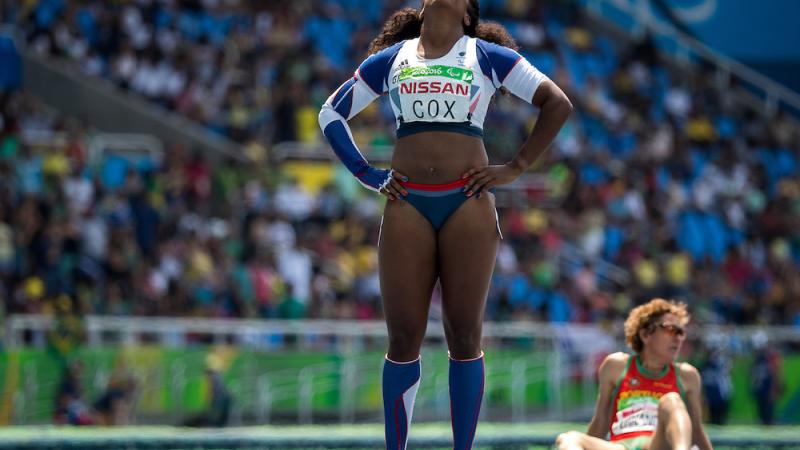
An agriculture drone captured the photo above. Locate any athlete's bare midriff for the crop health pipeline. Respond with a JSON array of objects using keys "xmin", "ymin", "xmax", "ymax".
[{"xmin": 393, "ymin": 131, "xmax": 488, "ymax": 184}]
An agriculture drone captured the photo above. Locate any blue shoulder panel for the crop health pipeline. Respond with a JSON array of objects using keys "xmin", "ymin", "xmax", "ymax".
[
  {"xmin": 357, "ymin": 41, "xmax": 403, "ymax": 95},
  {"xmin": 331, "ymin": 77, "xmax": 356, "ymax": 117},
  {"xmin": 475, "ymin": 39, "xmax": 522, "ymax": 83}
]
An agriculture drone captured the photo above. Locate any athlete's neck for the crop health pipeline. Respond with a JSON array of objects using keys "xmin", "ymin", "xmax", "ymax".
[
  {"xmin": 419, "ymin": 18, "xmax": 463, "ymax": 59},
  {"xmin": 638, "ymin": 350, "xmax": 669, "ymax": 376}
]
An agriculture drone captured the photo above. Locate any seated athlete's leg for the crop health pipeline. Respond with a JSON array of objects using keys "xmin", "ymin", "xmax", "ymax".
[
  {"xmin": 648, "ymin": 392, "xmax": 692, "ymax": 450},
  {"xmin": 438, "ymin": 193, "xmax": 499, "ymax": 449},
  {"xmin": 379, "ymin": 200, "xmax": 438, "ymax": 450},
  {"xmin": 555, "ymin": 431, "xmax": 627, "ymax": 450}
]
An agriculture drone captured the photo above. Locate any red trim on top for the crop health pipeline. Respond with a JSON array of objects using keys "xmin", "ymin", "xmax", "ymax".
[
  {"xmin": 465, "ymin": 357, "xmax": 485, "ymax": 449},
  {"xmin": 500, "ymin": 56, "xmax": 524, "ymax": 83},
  {"xmin": 449, "ymin": 390, "xmax": 455, "ymax": 448},
  {"xmin": 400, "ymin": 178, "xmax": 468, "ymax": 191},
  {"xmin": 394, "ymin": 398, "xmax": 403, "ymax": 450}
]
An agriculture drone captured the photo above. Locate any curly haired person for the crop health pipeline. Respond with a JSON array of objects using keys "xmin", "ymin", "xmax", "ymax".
[{"xmin": 556, "ymin": 299, "xmax": 713, "ymax": 450}]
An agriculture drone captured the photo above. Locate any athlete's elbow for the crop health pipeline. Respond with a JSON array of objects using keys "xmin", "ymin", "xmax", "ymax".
[
  {"xmin": 561, "ymin": 94, "xmax": 574, "ymax": 115},
  {"xmin": 318, "ymin": 105, "xmax": 329, "ymax": 129},
  {"xmin": 551, "ymin": 92, "xmax": 573, "ymax": 118},
  {"xmin": 545, "ymin": 95, "xmax": 572, "ymax": 128},
  {"xmin": 586, "ymin": 415, "xmax": 607, "ymax": 437},
  {"xmin": 318, "ymin": 104, "xmax": 337, "ymax": 133}
]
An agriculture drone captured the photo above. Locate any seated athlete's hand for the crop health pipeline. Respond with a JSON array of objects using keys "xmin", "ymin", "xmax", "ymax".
[
  {"xmin": 461, "ymin": 163, "xmax": 522, "ymax": 198},
  {"xmin": 379, "ymin": 169, "xmax": 409, "ymax": 201}
]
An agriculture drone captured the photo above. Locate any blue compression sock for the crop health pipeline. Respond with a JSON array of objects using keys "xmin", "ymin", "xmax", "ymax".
[
  {"xmin": 383, "ymin": 355, "xmax": 421, "ymax": 450},
  {"xmin": 449, "ymin": 352, "xmax": 485, "ymax": 450}
]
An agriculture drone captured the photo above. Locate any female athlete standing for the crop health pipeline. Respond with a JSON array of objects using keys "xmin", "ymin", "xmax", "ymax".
[{"xmin": 319, "ymin": 1, "xmax": 572, "ymax": 448}]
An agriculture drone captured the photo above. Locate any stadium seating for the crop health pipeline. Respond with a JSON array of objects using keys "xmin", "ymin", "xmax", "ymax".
[{"xmin": 1, "ymin": 0, "xmax": 798, "ymax": 328}]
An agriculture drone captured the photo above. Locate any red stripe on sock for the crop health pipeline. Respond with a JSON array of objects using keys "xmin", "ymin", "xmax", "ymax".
[
  {"xmin": 394, "ymin": 398, "xmax": 403, "ymax": 450},
  {"xmin": 465, "ymin": 359, "xmax": 485, "ymax": 450}
]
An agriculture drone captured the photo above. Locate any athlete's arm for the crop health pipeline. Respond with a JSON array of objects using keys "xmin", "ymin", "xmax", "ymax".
[
  {"xmin": 318, "ymin": 43, "xmax": 407, "ymax": 198},
  {"xmin": 462, "ymin": 42, "xmax": 571, "ymax": 195},
  {"xmin": 509, "ymin": 79, "xmax": 573, "ymax": 171},
  {"xmin": 587, "ymin": 352, "xmax": 628, "ymax": 439},
  {"xmin": 680, "ymin": 363, "xmax": 714, "ymax": 450}
]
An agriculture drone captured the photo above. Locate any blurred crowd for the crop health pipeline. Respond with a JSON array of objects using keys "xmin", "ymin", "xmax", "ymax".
[{"xmin": 1, "ymin": 0, "xmax": 799, "ymax": 328}]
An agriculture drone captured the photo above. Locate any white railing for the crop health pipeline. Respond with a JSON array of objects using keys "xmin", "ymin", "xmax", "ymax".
[
  {"xmin": 88, "ymin": 132, "xmax": 164, "ymax": 167},
  {"xmin": 558, "ymin": 242, "xmax": 631, "ymax": 287},
  {"xmin": 273, "ymin": 141, "xmax": 393, "ymax": 163},
  {"xmin": 7, "ymin": 315, "xmax": 800, "ymax": 350},
  {"xmin": 583, "ymin": 0, "xmax": 800, "ymax": 116},
  {"xmin": 4, "ymin": 315, "xmax": 615, "ymax": 351}
]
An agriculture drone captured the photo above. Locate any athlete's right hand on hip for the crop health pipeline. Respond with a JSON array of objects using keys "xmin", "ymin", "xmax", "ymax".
[{"xmin": 379, "ymin": 169, "xmax": 409, "ymax": 201}]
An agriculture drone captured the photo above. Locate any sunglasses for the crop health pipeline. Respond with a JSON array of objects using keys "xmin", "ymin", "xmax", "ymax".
[{"xmin": 657, "ymin": 322, "xmax": 686, "ymax": 338}]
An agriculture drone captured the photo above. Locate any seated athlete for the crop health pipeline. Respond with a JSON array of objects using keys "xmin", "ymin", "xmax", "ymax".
[{"xmin": 556, "ymin": 299, "xmax": 713, "ymax": 450}]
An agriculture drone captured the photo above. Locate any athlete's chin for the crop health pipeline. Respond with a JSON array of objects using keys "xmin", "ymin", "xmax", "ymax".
[{"xmin": 424, "ymin": 0, "xmax": 462, "ymax": 11}]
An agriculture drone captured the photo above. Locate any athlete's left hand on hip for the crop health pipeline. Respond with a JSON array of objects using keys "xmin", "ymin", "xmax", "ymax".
[{"xmin": 461, "ymin": 163, "xmax": 523, "ymax": 198}]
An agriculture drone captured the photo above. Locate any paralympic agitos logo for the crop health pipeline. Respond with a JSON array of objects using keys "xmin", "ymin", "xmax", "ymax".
[{"xmin": 398, "ymin": 65, "xmax": 473, "ymax": 83}]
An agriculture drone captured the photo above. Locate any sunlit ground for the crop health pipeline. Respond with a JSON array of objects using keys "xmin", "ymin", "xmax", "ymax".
[{"xmin": 0, "ymin": 423, "xmax": 797, "ymax": 449}]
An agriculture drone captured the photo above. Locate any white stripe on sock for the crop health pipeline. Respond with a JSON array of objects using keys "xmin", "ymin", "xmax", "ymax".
[{"xmin": 401, "ymin": 378, "xmax": 420, "ymax": 449}]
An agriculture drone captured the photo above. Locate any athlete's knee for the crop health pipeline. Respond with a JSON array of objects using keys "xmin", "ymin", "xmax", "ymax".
[
  {"xmin": 658, "ymin": 392, "xmax": 691, "ymax": 428},
  {"xmin": 387, "ymin": 330, "xmax": 424, "ymax": 361},
  {"xmin": 446, "ymin": 329, "xmax": 483, "ymax": 360},
  {"xmin": 658, "ymin": 392, "xmax": 687, "ymax": 413},
  {"xmin": 555, "ymin": 431, "xmax": 583, "ymax": 450}
]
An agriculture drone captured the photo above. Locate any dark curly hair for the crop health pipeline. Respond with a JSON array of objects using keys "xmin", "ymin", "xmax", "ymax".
[{"xmin": 368, "ymin": 0, "xmax": 518, "ymax": 55}]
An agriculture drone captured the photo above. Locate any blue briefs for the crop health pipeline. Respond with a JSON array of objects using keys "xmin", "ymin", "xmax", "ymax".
[{"xmin": 400, "ymin": 178, "xmax": 496, "ymax": 232}]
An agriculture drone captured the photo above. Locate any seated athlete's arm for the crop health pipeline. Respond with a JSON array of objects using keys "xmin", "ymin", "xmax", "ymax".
[
  {"xmin": 680, "ymin": 363, "xmax": 714, "ymax": 450},
  {"xmin": 587, "ymin": 352, "xmax": 628, "ymax": 438}
]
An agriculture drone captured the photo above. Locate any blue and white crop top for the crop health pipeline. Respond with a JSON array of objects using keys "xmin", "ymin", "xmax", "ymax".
[{"xmin": 318, "ymin": 36, "xmax": 549, "ymax": 192}]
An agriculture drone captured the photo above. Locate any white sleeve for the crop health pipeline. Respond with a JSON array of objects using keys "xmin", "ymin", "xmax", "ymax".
[
  {"xmin": 500, "ymin": 57, "xmax": 549, "ymax": 104},
  {"xmin": 477, "ymin": 39, "xmax": 549, "ymax": 104}
]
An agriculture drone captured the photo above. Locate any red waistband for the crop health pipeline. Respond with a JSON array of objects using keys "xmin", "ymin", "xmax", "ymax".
[{"xmin": 399, "ymin": 178, "xmax": 468, "ymax": 191}]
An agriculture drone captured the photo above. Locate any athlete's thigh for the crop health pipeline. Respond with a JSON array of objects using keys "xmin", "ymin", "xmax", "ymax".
[
  {"xmin": 379, "ymin": 200, "xmax": 439, "ymax": 340},
  {"xmin": 437, "ymin": 194, "xmax": 500, "ymax": 343},
  {"xmin": 646, "ymin": 407, "xmax": 691, "ymax": 450}
]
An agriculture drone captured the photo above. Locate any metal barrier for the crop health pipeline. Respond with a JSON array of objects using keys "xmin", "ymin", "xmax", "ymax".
[
  {"xmin": 6, "ymin": 315, "xmax": 800, "ymax": 427},
  {"xmin": 7, "ymin": 315, "xmax": 800, "ymax": 350}
]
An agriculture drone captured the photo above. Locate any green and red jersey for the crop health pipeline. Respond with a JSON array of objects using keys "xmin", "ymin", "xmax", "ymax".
[{"xmin": 609, "ymin": 354, "xmax": 686, "ymax": 442}]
